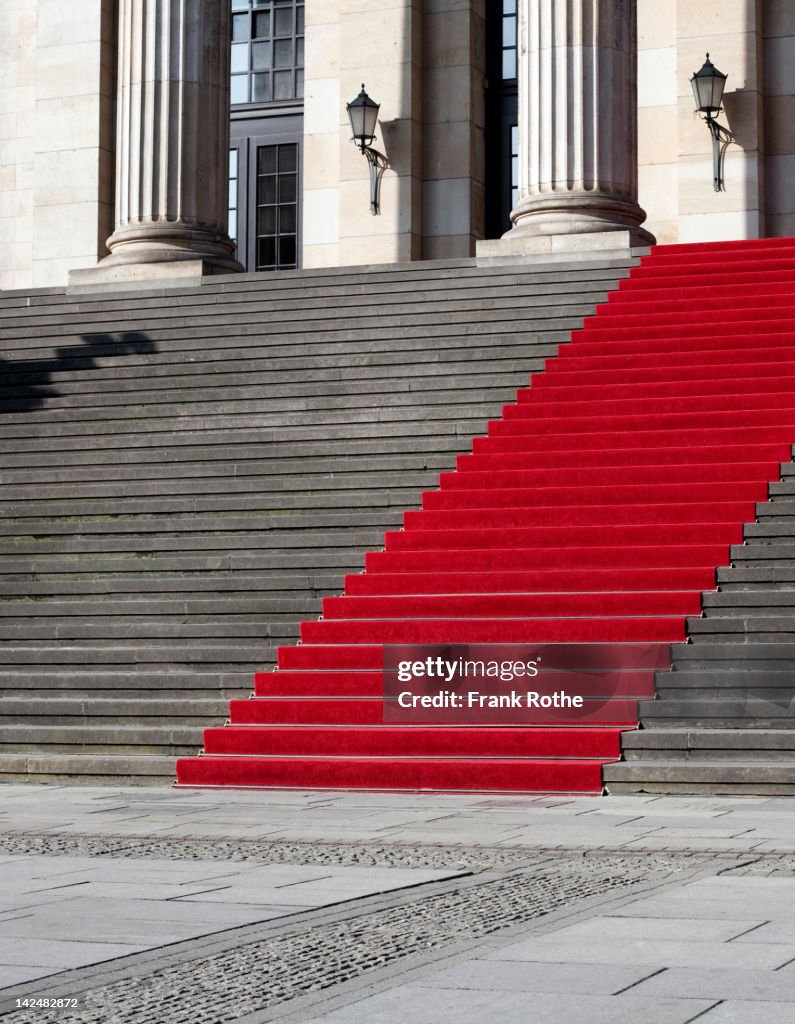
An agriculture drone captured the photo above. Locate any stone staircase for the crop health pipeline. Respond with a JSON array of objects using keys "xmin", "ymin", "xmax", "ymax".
[{"xmin": 0, "ymin": 255, "xmax": 636, "ymax": 783}]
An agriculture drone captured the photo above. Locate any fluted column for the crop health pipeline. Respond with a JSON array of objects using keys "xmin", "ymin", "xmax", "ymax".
[
  {"xmin": 99, "ymin": 0, "xmax": 240, "ymax": 276},
  {"xmin": 509, "ymin": 0, "xmax": 651, "ymax": 240}
]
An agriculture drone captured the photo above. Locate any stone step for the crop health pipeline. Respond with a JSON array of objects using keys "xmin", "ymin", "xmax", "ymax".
[
  {"xmin": 620, "ymin": 728, "xmax": 795, "ymax": 760},
  {"xmin": 603, "ymin": 760, "xmax": 795, "ymax": 794},
  {"xmin": 639, "ymin": 697, "xmax": 795, "ymax": 723},
  {"xmin": 0, "ymin": 597, "xmax": 319, "ymax": 616},
  {"xmin": 0, "ymin": 699, "xmax": 225, "ymax": 722},
  {"xmin": 0, "ymin": 642, "xmax": 270, "ymax": 664},
  {"xmin": 0, "ymin": 753, "xmax": 178, "ymax": 782},
  {"xmin": 654, "ymin": 668, "xmax": 795, "ymax": 690},
  {"xmin": 0, "ymin": 529, "xmax": 388, "ymax": 556},
  {"xmin": 687, "ymin": 616, "xmax": 795, "ymax": 636},
  {"xmin": 0, "ymin": 553, "xmax": 363, "ymax": 574},
  {"xmin": 0, "ymin": 621, "xmax": 300, "ymax": 641},
  {"xmin": 0, "ymin": 575, "xmax": 342, "ymax": 596},
  {"xmin": 0, "ymin": 670, "xmax": 250, "ymax": 692}
]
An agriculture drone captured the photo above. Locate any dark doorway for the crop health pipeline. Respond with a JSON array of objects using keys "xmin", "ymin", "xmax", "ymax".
[{"xmin": 485, "ymin": 0, "xmax": 519, "ymax": 239}]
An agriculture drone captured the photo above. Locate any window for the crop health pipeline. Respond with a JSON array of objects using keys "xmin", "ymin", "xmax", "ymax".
[
  {"xmin": 228, "ymin": 149, "xmax": 239, "ymax": 249},
  {"xmin": 231, "ymin": 0, "xmax": 305, "ymax": 106}
]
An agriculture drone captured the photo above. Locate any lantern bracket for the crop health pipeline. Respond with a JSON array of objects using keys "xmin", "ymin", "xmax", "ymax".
[
  {"xmin": 362, "ymin": 145, "xmax": 388, "ymax": 216},
  {"xmin": 703, "ymin": 113, "xmax": 733, "ymax": 192}
]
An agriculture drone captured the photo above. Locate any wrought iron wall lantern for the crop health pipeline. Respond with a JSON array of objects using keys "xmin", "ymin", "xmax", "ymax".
[
  {"xmin": 690, "ymin": 54, "xmax": 733, "ymax": 192},
  {"xmin": 346, "ymin": 84, "xmax": 388, "ymax": 215}
]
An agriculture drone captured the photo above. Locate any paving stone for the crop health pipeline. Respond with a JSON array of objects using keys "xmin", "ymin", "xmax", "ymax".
[
  {"xmin": 299, "ymin": 986, "xmax": 715, "ymax": 1024},
  {"xmin": 0, "ymin": 936, "xmax": 150, "ymax": 969},
  {"xmin": 512, "ymin": 915, "xmax": 759, "ymax": 944},
  {"xmin": 697, "ymin": 1002, "xmax": 795, "ymax": 1023},
  {"xmin": 414, "ymin": 959, "xmax": 658, "ymax": 994},
  {"xmin": 485, "ymin": 935, "xmax": 794, "ymax": 970},
  {"xmin": 629, "ymin": 966, "xmax": 795, "ymax": 1002}
]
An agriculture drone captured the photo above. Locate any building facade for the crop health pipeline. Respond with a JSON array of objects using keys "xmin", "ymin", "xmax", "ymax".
[{"xmin": 1, "ymin": 0, "xmax": 793, "ymax": 290}]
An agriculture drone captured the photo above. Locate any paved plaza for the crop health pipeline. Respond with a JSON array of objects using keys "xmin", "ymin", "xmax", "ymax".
[{"xmin": 1, "ymin": 785, "xmax": 795, "ymax": 1022}]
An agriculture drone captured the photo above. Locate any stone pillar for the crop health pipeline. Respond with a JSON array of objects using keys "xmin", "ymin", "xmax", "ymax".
[
  {"xmin": 70, "ymin": 0, "xmax": 240, "ymax": 289},
  {"xmin": 479, "ymin": 0, "xmax": 654, "ymax": 260}
]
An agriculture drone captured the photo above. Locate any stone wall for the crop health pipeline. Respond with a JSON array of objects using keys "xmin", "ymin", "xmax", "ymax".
[
  {"xmin": 0, "ymin": 0, "xmax": 115, "ymax": 291},
  {"xmin": 0, "ymin": 0, "xmax": 37, "ymax": 291}
]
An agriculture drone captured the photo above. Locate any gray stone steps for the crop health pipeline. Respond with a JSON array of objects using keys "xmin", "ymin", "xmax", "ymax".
[
  {"xmin": 0, "ymin": 553, "xmax": 363, "ymax": 574},
  {"xmin": 0, "ymin": 642, "xmax": 269, "ymax": 663},
  {"xmin": 654, "ymin": 668, "xmax": 795, "ymax": 690},
  {"xmin": 0, "ymin": 753, "xmax": 178, "ymax": 782},
  {"xmin": 604, "ymin": 760, "xmax": 795, "ymax": 794},
  {"xmin": 0, "ymin": 575, "xmax": 341, "ymax": 596},
  {"xmin": 639, "ymin": 697, "xmax": 795, "ymax": 723},
  {"xmin": 0, "ymin": 459, "xmax": 455, "ymax": 489},
  {"xmin": 1, "ymin": 341, "xmax": 547, "ymax": 392},
  {"xmin": 0, "ymin": 512, "xmax": 402, "ymax": 535},
  {"xmin": 0, "ymin": 265, "xmax": 623, "ymax": 312},
  {"xmin": 0, "ymin": 477, "xmax": 424, "ymax": 505},
  {"xmin": 0, "ymin": 698, "xmax": 226, "ymax": 721},
  {"xmin": 0, "ymin": 597, "xmax": 317, "ymax": 616},
  {"xmin": 620, "ymin": 728, "xmax": 795, "ymax": 759},
  {"xmin": 686, "ymin": 617, "xmax": 795, "ymax": 637},
  {"xmin": 0, "ymin": 405, "xmax": 504, "ymax": 439},
  {"xmin": 0, "ymin": 529, "xmax": 388, "ymax": 556},
  {"xmin": 702, "ymin": 592, "xmax": 795, "ymax": 610},
  {"xmin": 0, "ymin": 621, "xmax": 298, "ymax": 641},
  {"xmin": 0, "ymin": 259, "xmax": 630, "ymax": 317},
  {"xmin": 0, "ymin": 305, "xmax": 588, "ymax": 347},
  {"xmin": 0, "ymin": 670, "xmax": 251, "ymax": 691}
]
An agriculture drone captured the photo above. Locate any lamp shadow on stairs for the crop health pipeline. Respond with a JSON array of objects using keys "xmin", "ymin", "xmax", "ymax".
[{"xmin": 0, "ymin": 332, "xmax": 158, "ymax": 414}]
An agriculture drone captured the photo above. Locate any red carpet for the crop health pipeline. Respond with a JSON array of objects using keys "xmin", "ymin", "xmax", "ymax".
[{"xmin": 176, "ymin": 237, "xmax": 795, "ymax": 793}]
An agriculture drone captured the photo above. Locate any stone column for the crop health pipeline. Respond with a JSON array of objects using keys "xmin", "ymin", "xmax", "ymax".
[
  {"xmin": 479, "ymin": 0, "xmax": 654, "ymax": 259},
  {"xmin": 70, "ymin": 0, "xmax": 241, "ymax": 288}
]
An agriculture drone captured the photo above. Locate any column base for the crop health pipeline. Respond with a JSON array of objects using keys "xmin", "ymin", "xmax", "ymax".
[
  {"xmin": 67, "ymin": 257, "xmax": 243, "ymax": 294},
  {"xmin": 476, "ymin": 227, "xmax": 655, "ymax": 265}
]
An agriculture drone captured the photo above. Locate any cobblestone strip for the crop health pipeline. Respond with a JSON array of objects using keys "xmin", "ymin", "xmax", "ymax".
[
  {"xmin": 6, "ymin": 831, "xmax": 793, "ymax": 872},
  {"xmin": 5, "ymin": 854, "xmax": 697, "ymax": 1024}
]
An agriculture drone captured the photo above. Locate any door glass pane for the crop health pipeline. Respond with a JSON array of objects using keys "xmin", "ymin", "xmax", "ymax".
[
  {"xmin": 255, "ymin": 143, "xmax": 298, "ymax": 272},
  {"xmin": 278, "ymin": 144, "xmax": 297, "ymax": 172},
  {"xmin": 278, "ymin": 174, "xmax": 296, "ymax": 203},
  {"xmin": 258, "ymin": 207, "xmax": 277, "ymax": 235},
  {"xmin": 257, "ymin": 237, "xmax": 277, "ymax": 267},
  {"xmin": 279, "ymin": 236, "xmax": 296, "ymax": 265},
  {"xmin": 279, "ymin": 206, "xmax": 296, "ymax": 233},
  {"xmin": 258, "ymin": 147, "xmax": 277, "ymax": 173},
  {"xmin": 258, "ymin": 175, "xmax": 277, "ymax": 204}
]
